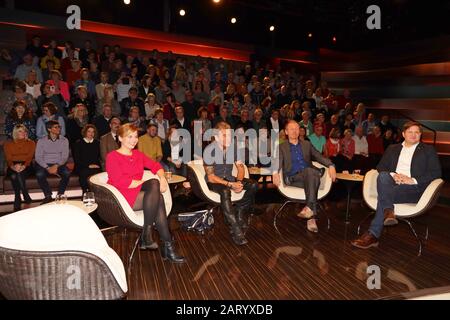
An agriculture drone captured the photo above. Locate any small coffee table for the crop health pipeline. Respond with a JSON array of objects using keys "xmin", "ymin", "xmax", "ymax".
[
  {"xmin": 44, "ymin": 200, "xmax": 98, "ymax": 215},
  {"xmin": 167, "ymin": 174, "xmax": 187, "ymax": 185},
  {"xmin": 336, "ymin": 173, "xmax": 365, "ymax": 223},
  {"xmin": 248, "ymin": 166, "xmax": 272, "ymax": 185}
]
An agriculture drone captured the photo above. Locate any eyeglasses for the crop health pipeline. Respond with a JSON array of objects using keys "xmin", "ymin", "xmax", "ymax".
[{"xmin": 52, "ymin": 125, "xmax": 61, "ymax": 129}]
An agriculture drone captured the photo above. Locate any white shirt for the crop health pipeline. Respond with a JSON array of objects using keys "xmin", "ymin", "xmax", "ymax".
[
  {"xmin": 178, "ymin": 117, "xmax": 185, "ymax": 127},
  {"xmin": 83, "ymin": 138, "xmax": 94, "ymax": 144},
  {"xmin": 270, "ymin": 117, "xmax": 279, "ymax": 131},
  {"xmin": 352, "ymin": 135, "xmax": 368, "ymax": 156},
  {"xmin": 156, "ymin": 121, "xmax": 166, "ymax": 141},
  {"xmin": 391, "ymin": 142, "xmax": 419, "ymax": 184}
]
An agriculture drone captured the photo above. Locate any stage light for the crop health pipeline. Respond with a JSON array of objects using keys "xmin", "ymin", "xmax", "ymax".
[
  {"xmin": 123, "ymin": 0, "xmax": 130, "ymax": 4},
  {"xmin": 179, "ymin": 9, "xmax": 186, "ymax": 16},
  {"xmin": 332, "ymin": 36, "xmax": 337, "ymax": 42},
  {"xmin": 308, "ymin": 33, "xmax": 313, "ymax": 38},
  {"xmin": 269, "ymin": 25, "xmax": 275, "ymax": 32},
  {"xmin": 231, "ymin": 17, "xmax": 237, "ymax": 24},
  {"xmin": 213, "ymin": 0, "xmax": 221, "ymax": 3}
]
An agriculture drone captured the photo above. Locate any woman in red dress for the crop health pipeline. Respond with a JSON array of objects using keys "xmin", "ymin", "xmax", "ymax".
[{"xmin": 106, "ymin": 123, "xmax": 185, "ymax": 263}]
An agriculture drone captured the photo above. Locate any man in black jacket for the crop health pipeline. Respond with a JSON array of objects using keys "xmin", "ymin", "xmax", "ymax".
[
  {"xmin": 272, "ymin": 120, "xmax": 337, "ymax": 233},
  {"xmin": 352, "ymin": 121, "xmax": 442, "ymax": 249}
]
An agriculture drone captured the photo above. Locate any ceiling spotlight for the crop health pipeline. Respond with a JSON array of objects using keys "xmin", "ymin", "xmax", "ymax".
[
  {"xmin": 179, "ymin": 9, "xmax": 186, "ymax": 16},
  {"xmin": 213, "ymin": 0, "xmax": 221, "ymax": 3},
  {"xmin": 123, "ymin": 0, "xmax": 130, "ymax": 4},
  {"xmin": 269, "ymin": 25, "xmax": 275, "ymax": 32},
  {"xmin": 231, "ymin": 17, "xmax": 237, "ymax": 24},
  {"xmin": 308, "ymin": 33, "xmax": 313, "ymax": 38}
]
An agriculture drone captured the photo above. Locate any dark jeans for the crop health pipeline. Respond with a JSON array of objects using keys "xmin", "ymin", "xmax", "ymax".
[
  {"xmin": 78, "ymin": 167, "xmax": 102, "ymax": 193},
  {"xmin": 35, "ymin": 163, "xmax": 71, "ymax": 198},
  {"xmin": 7, "ymin": 166, "xmax": 32, "ymax": 202},
  {"xmin": 285, "ymin": 167, "xmax": 321, "ymax": 214},
  {"xmin": 369, "ymin": 172, "xmax": 424, "ymax": 238}
]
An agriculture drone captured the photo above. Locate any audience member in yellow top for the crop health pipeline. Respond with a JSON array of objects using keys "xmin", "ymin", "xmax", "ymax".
[{"xmin": 138, "ymin": 123, "xmax": 163, "ymax": 162}]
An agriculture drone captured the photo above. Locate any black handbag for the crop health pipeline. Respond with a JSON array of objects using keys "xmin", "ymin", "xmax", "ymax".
[{"xmin": 177, "ymin": 208, "xmax": 215, "ymax": 234}]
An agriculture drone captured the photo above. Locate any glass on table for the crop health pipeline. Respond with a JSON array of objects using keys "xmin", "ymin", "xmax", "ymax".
[
  {"xmin": 83, "ymin": 192, "xmax": 95, "ymax": 207},
  {"xmin": 352, "ymin": 169, "xmax": 361, "ymax": 177},
  {"xmin": 164, "ymin": 171, "xmax": 173, "ymax": 182}
]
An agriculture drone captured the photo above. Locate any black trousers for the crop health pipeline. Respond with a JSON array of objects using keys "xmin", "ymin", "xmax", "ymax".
[
  {"xmin": 208, "ymin": 178, "xmax": 258, "ymax": 213},
  {"xmin": 7, "ymin": 166, "xmax": 32, "ymax": 202},
  {"xmin": 78, "ymin": 167, "xmax": 102, "ymax": 193},
  {"xmin": 285, "ymin": 167, "xmax": 321, "ymax": 214}
]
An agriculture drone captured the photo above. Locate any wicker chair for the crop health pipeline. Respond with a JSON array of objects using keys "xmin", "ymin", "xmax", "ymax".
[
  {"xmin": 88, "ymin": 170, "xmax": 172, "ymax": 266},
  {"xmin": 0, "ymin": 205, "xmax": 127, "ymax": 300},
  {"xmin": 273, "ymin": 162, "xmax": 333, "ymax": 233}
]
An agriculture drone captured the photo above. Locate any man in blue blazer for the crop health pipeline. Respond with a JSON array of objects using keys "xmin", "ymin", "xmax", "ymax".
[{"xmin": 352, "ymin": 121, "xmax": 442, "ymax": 249}]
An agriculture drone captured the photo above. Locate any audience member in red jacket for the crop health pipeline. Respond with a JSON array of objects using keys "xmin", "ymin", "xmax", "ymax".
[{"xmin": 367, "ymin": 125, "xmax": 384, "ymax": 168}]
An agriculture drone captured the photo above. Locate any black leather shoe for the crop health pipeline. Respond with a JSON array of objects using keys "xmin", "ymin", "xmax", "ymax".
[
  {"xmin": 160, "ymin": 241, "xmax": 186, "ymax": 263},
  {"xmin": 23, "ymin": 195, "xmax": 32, "ymax": 204},
  {"xmin": 40, "ymin": 196, "xmax": 53, "ymax": 205}
]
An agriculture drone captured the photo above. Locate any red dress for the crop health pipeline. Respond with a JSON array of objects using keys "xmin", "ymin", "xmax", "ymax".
[{"xmin": 106, "ymin": 149, "xmax": 162, "ymax": 207}]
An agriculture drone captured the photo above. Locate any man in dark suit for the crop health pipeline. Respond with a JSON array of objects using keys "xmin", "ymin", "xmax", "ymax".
[
  {"xmin": 266, "ymin": 109, "xmax": 284, "ymax": 135},
  {"xmin": 100, "ymin": 117, "xmax": 121, "ymax": 170},
  {"xmin": 170, "ymin": 106, "xmax": 191, "ymax": 132},
  {"xmin": 352, "ymin": 121, "xmax": 442, "ymax": 249},
  {"xmin": 120, "ymin": 87, "xmax": 145, "ymax": 118},
  {"xmin": 93, "ymin": 103, "xmax": 113, "ymax": 138},
  {"xmin": 272, "ymin": 120, "xmax": 337, "ymax": 232}
]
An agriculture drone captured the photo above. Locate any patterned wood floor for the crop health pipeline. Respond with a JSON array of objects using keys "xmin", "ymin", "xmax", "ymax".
[{"xmin": 104, "ymin": 185, "xmax": 450, "ymax": 300}]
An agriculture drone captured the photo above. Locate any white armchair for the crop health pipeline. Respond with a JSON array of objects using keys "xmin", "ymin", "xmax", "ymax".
[
  {"xmin": 361, "ymin": 169, "xmax": 444, "ymax": 256},
  {"xmin": 274, "ymin": 162, "xmax": 333, "ymax": 233}
]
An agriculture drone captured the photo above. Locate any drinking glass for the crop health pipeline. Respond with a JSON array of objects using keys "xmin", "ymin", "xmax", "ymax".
[
  {"xmin": 83, "ymin": 192, "xmax": 95, "ymax": 207},
  {"xmin": 164, "ymin": 171, "xmax": 173, "ymax": 182}
]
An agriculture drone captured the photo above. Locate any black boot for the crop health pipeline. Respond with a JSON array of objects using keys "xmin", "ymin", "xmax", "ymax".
[
  {"xmin": 160, "ymin": 241, "xmax": 186, "ymax": 263},
  {"xmin": 223, "ymin": 208, "xmax": 248, "ymax": 245},
  {"xmin": 236, "ymin": 207, "xmax": 249, "ymax": 229},
  {"xmin": 139, "ymin": 225, "xmax": 158, "ymax": 250},
  {"xmin": 231, "ymin": 227, "xmax": 248, "ymax": 246}
]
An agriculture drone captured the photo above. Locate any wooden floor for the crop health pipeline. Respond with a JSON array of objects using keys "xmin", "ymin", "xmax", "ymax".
[{"xmin": 104, "ymin": 184, "xmax": 450, "ymax": 300}]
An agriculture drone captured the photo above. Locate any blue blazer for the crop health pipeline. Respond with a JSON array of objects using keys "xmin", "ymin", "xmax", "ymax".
[{"xmin": 376, "ymin": 142, "xmax": 441, "ymax": 190}]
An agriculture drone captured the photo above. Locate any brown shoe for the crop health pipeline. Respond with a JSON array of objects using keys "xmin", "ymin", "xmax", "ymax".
[
  {"xmin": 351, "ymin": 232, "xmax": 379, "ymax": 249},
  {"xmin": 383, "ymin": 208, "xmax": 398, "ymax": 226},
  {"xmin": 297, "ymin": 206, "xmax": 313, "ymax": 219},
  {"xmin": 307, "ymin": 218, "xmax": 318, "ymax": 233}
]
